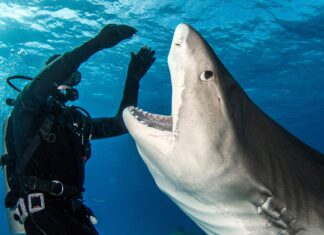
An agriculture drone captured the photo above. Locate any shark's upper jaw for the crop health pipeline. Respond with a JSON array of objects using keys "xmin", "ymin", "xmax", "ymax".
[
  {"xmin": 123, "ymin": 24, "xmax": 193, "ymax": 138},
  {"xmin": 168, "ymin": 24, "xmax": 191, "ymax": 133}
]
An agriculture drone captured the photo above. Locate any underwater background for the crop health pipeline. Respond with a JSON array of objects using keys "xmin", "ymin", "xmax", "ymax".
[{"xmin": 0, "ymin": 0, "xmax": 323, "ymax": 234}]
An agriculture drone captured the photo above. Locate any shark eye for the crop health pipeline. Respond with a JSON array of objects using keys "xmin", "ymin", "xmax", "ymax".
[{"xmin": 200, "ymin": 70, "xmax": 214, "ymax": 81}]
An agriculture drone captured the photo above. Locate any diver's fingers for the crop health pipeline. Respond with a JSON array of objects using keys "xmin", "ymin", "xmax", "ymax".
[
  {"xmin": 148, "ymin": 50, "xmax": 155, "ymax": 58},
  {"xmin": 142, "ymin": 51, "xmax": 155, "ymax": 64},
  {"xmin": 141, "ymin": 46, "xmax": 155, "ymax": 59},
  {"xmin": 137, "ymin": 46, "xmax": 149, "ymax": 57},
  {"xmin": 131, "ymin": 52, "xmax": 136, "ymax": 60},
  {"xmin": 140, "ymin": 45, "xmax": 153, "ymax": 55},
  {"xmin": 151, "ymin": 57, "xmax": 156, "ymax": 64}
]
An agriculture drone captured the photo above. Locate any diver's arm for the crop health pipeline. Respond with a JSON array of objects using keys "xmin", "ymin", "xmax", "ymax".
[
  {"xmin": 91, "ymin": 46, "xmax": 155, "ymax": 139},
  {"xmin": 11, "ymin": 24, "xmax": 136, "ymax": 160},
  {"xmin": 91, "ymin": 79, "xmax": 139, "ymax": 138},
  {"xmin": 20, "ymin": 24, "xmax": 137, "ymax": 112}
]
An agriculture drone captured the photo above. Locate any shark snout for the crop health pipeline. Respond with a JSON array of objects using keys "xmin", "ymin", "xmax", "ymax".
[{"xmin": 173, "ymin": 23, "xmax": 190, "ymax": 46}]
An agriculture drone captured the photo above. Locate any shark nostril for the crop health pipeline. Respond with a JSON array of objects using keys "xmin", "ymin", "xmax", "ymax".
[
  {"xmin": 175, "ymin": 37, "xmax": 185, "ymax": 47},
  {"xmin": 200, "ymin": 70, "xmax": 214, "ymax": 81}
]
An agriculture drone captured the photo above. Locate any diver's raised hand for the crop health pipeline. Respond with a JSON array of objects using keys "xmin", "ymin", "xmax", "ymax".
[
  {"xmin": 127, "ymin": 46, "xmax": 156, "ymax": 82},
  {"xmin": 95, "ymin": 24, "xmax": 137, "ymax": 49},
  {"xmin": 116, "ymin": 46, "xmax": 155, "ymax": 121}
]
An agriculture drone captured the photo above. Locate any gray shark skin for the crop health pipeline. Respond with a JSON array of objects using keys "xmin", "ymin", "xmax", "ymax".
[{"xmin": 123, "ymin": 24, "xmax": 324, "ymax": 235}]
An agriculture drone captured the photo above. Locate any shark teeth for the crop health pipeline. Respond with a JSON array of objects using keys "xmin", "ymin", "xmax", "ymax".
[{"xmin": 127, "ymin": 106, "xmax": 173, "ymax": 132}]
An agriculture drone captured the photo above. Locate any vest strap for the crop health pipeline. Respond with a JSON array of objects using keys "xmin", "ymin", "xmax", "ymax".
[
  {"xmin": 19, "ymin": 175, "xmax": 84, "ymax": 199},
  {"xmin": 16, "ymin": 115, "xmax": 56, "ymax": 174}
]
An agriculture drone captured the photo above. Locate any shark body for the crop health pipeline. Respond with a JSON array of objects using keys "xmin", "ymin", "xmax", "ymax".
[{"xmin": 123, "ymin": 24, "xmax": 324, "ymax": 235}]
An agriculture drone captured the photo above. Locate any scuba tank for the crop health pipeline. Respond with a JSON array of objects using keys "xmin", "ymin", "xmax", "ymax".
[
  {"xmin": 2, "ymin": 118, "xmax": 26, "ymax": 234},
  {"xmin": 1, "ymin": 75, "xmax": 31, "ymax": 234}
]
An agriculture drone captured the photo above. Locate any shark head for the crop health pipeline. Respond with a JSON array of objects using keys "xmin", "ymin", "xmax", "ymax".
[
  {"xmin": 123, "ymin": 24, "xmax": 254, "ymax": 233},
  {"xmin": 123, "ymin": 23, "xmax": 324, "ymax": 234},
  {"xmin": 123, "ymin": 24, "xmax": 247, "ymax": 191}
]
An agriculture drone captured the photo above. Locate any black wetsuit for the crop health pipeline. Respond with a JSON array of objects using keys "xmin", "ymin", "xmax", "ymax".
[{"xmin": 6, "ymin": 31, "xmax": 140, "ymax": 235}]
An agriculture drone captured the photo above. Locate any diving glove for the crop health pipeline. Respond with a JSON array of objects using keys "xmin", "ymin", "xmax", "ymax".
[
  {"xmin": 127, "ymin": 46, "xmax": 156, "ymax": 82},
  {"xmin": 95, "ymin": 24, "xmax": 137, "ymax": 49}
]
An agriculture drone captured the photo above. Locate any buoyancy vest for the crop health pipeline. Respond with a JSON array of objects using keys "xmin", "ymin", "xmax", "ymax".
[{"xmin": 5, "ymin": 97, "xmax": 92, "ymax": 202}]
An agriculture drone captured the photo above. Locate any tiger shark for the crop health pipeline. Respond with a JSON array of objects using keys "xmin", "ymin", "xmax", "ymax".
[{"xmin": 123, "ymin": 24, "xmax": 324, "ymax": 235}]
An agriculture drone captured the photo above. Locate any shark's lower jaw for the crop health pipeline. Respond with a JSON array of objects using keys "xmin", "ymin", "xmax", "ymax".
[{"xmin": 127, "ymin": 106, "xmax": 173, "ymax": 132}]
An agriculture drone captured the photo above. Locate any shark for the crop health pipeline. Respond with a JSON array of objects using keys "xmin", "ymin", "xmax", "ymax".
[{"xmin": 122, "ymin": 23, "xmax": 324, "ymax": 235}]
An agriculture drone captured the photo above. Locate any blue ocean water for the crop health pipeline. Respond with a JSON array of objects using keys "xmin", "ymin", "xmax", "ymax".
[{"xmin": 0, "ymin": 0, "xmax": 323, "ymax": 234}]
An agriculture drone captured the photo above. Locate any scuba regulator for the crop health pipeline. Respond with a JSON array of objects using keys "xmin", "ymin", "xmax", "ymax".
[
  {"xmin": 54, "ymin": 70, "xmax": 82, "ymax": 103},
  {"xmin": 5, "ymin": 75, "xmax": 33, "ymax": 106}
]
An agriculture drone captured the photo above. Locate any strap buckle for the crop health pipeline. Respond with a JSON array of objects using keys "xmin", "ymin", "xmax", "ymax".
[
  {"xmin": 28, "ymin": 193, "xmax": 45, "ymax": 213},
  {"xmin": 15, "ymin": 198, "xmax": 28, "ymax": 224},
  {"xmin": 45, "ymin": 133, "xmax": 56, "ymax": 143},
  {"xmin": 50, "ymin": 180, "xmax": 64, "ymax": 196},
  {"xmin": 15, "ymin": 193, "xmax": 46, "ymax": 224}
]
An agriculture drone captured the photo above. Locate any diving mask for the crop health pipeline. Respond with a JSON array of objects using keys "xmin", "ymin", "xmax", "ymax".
[{"xmin": 55, "ymin": 86, "xmax": 79, "ymax": 103}]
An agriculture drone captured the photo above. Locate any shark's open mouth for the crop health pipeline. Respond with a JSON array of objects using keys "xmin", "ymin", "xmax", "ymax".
[
  {"xmin": 123, "ymin": 24, "xmax": 189, "ymax": 136},
  {"xmin": 127, "ymin": 106, "xmax": 173, "ymax": 132}
]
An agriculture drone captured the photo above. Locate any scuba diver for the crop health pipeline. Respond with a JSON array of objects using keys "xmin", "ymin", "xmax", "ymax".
[{"xmin": 1, "ymin": 23, "xmax": 155, "ymax": 234}]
